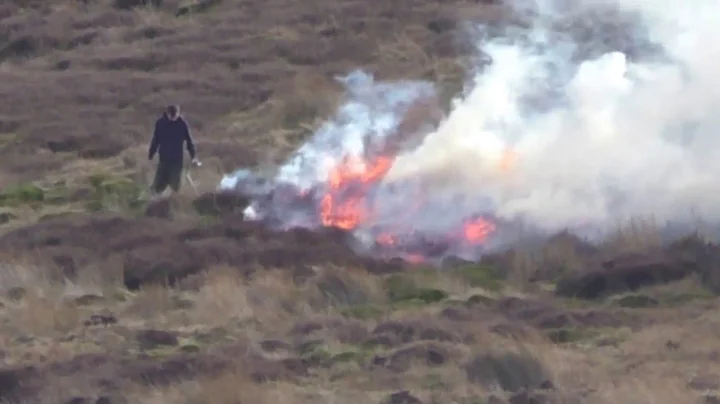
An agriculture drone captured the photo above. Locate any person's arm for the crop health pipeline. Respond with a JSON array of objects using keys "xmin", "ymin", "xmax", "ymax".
[
  {"xmin": 148, "ymin": 120, "xmax": 160, "ymax": 160},
  {"xmin": 182, "ymin": 118, "xmax": 197, "ymax": 161}
]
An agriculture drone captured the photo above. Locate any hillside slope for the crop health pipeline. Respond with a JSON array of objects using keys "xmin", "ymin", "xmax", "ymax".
[
  {"xmin": 0, "ymin": 0, "xmax": 490, "ymax": 189},
  {"xmin": 0, "ymin": 1, "xmax": 719, "ymax": 404}
]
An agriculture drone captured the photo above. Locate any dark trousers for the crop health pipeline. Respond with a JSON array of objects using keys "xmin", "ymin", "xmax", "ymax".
[{"xmin": 152, "ymin": 160, "xmax": 183, "ymax": 194}]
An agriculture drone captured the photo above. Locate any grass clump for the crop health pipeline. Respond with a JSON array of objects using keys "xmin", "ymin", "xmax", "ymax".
[
  {"xmin": 383, "ymin": 274, "xmax": 449, "ymax": 305},
  {"xmin": 545, "ymin": 327, "xmax": 629, "ymax": 347},
  {"xmin": 656, "ymin": 290, "xmax": 715, "ymax": 306},
  {"xmin": 85, "ymin": 173, "xmax": 147, "ymax": 213},
  {"xmin": 299, "ymin": 343, "xmax": 372, "ymax": 367},
  {"xmin": 610, "ymin": 293, "xmax": 659, "ymax": 308},
  {"xmin": 464, "ymin": 348, "xmax": 552, "ymax": 393},
  {"xmin": 545, "ymin": 328, "xmax": 603, "ymax": 344},
  {"xmin": 0, "ymin": 183, "xmax": 45, "ymax": 207},
  {"xmin": 330, "ymin": 349, "xmax": 371, "ymax": 365},
  {"xmin": 455, "ymin": 264, "xmax": 505, "ymax": 292},
  {"xmin": 340, "ymin": 304, "xmax": 384, "ymax": 320}
]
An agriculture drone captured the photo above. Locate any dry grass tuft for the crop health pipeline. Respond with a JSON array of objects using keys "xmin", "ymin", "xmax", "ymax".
[
  {"xmin": 601, "ymin": 217, "xmax": 664, "ymax": 254},
  {"xmin": 306, "ymin": 265, "xmax": 386, "ymax": 309}
]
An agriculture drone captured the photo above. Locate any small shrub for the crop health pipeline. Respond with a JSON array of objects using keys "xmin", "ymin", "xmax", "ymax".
[
  {"xmin": 180, "ymin": 344, "xmax": 201, "ymax": 353},
  {"xmin": 331, "ymin": 349, "xmax": 369, "ymax": 365},
  {"xmin": 0, "ymin": 35, "xmax": 39, "ymax": 61},
  {"xmin": 176, "ymin": 0, "xmax": 223, "ymax": 16},
  {"xmin": 464, "ymin": 349, "xmax": 552, "ymax": 393},
  {"xmin": 384, "ymin": 274, "xmax": 416, "ymax": 301},
  {"xmin": 0, "ymin": 133, "xmax": 18, "ymax": 149},
  {"xmin": 340, "ymin": 304, "xmax": 384, "ymax": 320},
  {"xmin": 0, "ymin": 183, "xmax": 44, "ymax": 206},
  {"xmin": 85, "ymin": 173, "xmax": 146, "ymax": 213},
  {"xmin": 392, "ymin": 297, "xmax": 435, "ymax": 309},
  {"xmin": 659, "ymin": 290, "xmax": 714, "ymax": 306},
  {"xmin": 410, "ymin": 288, "xmax": 449, "ymax": 304},
  {"xmin": 313, "ymin": 269, "xmax": 373, "ymax": 307},
  {"xmin": 466, "ymin": 293, "xmax": 495, "ymax": 306},
  {"xmin": 383, "ymin": 274, "xmax": 448, "ymax": 304},
  {"xmin": 545, "ymin": 327, "xmax": 601, "ymax": 344},
  {"xmin": 456, "ymin": 264, "xmax": 504, "ymax": 291},
  {"xmin": 0, "ymin": 210, "xmax": 16, "ymax": 225},
  {"xmin": 300, "ymin": 344, "xmax": 333, "ymax": 367},
  {"xmin": 610, "ymin": 293, "xmax": 659, "ymax": 308},
  {"xmin": 42, "ymin": 185, "xmax": 73, "ymax": 205},
  {"xmin": 113, "ymin": 0, "xmax": 162, "ymax": 10}
]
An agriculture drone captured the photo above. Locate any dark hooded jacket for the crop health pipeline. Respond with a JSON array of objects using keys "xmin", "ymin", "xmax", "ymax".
[{"xmin": 148, "ymin": 114, "xmax": 196, "ymax": 165}]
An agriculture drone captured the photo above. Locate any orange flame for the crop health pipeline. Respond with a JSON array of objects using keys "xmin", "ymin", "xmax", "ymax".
[
  {"xmin": 319, "ymin": 151, "xmax": 497, "ymax": 255},
  {"xmin": 320, "ymin": 155, "xmax": 393, "ymax": 230},
  {"xmin": 463, "ymin": 218, "xmax": 497, "ymax": 243}
]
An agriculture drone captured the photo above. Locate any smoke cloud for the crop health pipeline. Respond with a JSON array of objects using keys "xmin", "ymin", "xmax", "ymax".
[
  {"xmin": 221, "ymin": 0, "xmax": 720, "ymax": 255},
  {"xmin": 388, "ymin": 0, "xmax": 720, "ymax": 237}
]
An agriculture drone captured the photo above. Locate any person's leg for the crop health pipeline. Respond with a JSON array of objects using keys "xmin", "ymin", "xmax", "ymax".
[
  {"xmin": 151, "ymin": 161, "xmax": 171, "ymax": 196},
  {"xmin": 167, "ymin": 162, "xmax": 184, "ymax": 193}
]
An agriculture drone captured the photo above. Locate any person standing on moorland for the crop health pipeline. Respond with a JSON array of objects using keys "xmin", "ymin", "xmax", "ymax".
[{"xmin": 148, "ymin": 104, "xmax": 199, "ymax": 196}]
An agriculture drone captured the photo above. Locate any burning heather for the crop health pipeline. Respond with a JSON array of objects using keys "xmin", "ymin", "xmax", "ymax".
[
  {"xmin": 218, "ymin": 72, "xmax": 496, "ymax": 262},
  {"xmin": 221, "ymin": 0, "xmax": 720, "ymax": 262}
]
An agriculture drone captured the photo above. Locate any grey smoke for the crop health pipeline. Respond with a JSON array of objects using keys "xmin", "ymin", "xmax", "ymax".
[
  {"xmin": 221, "ymin": 0, "xmax": 720, "ymax": 254},
  {"xmin": 389, "ymin": 0, "xmax": 720, "ymax": 238}
]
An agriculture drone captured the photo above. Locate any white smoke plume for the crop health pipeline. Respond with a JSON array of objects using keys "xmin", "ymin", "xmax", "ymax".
[
  {"xmin": 221, "ymin": 0, "xmax": 720, "ymax": 256},
  {"xmin": 388, "ymin": 0, "xmax": 720, "ymax": 237}
]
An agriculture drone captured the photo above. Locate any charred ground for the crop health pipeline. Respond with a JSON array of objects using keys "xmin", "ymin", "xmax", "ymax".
[{"xmin": 0, "ymin": 1, "xmax": 718, "ymax": 403}]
